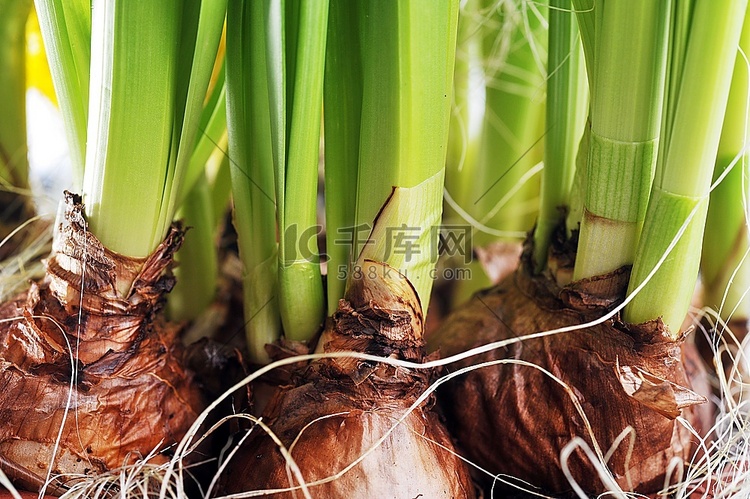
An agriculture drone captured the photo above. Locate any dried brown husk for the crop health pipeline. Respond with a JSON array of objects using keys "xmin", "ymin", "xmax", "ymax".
[
  {"xmin": 429, "ymin": 247, "xmax": 712, "ymax": 497},
  {"xmin": 0, "ymin": 192, "xmax": 204, "ymax": 493},
  {"xmin": 219, "ymin": 261, "xmax": 476, "ymax": 498}
]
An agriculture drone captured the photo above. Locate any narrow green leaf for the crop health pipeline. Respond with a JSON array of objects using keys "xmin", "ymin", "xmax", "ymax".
[
  {"xmin": 277, "ymin": 0, "xmax": 329, "ymax": 341},
  {"xmin": 82, "ymin": 0, "xmax": 226, "ymax": 259},
  {"xmin": 0, "ymin": 0, "xmax": 31, "ymax": 188},
  {"xmin": 182, "ymin": 77, "xmax": 227, "ymax": 204},
  {"xmin": 323, "ymin": 0, "xmax": 362, "ymax": 314},
  {"xmin": 573, "ymin": 0, "xmax": 671, "ymax": 280},
  {"xmin": 226, "ymin": 0, "xmax": 281, "ymax": 362},
  {"xmin": 33, "ymin": 0, "xmax": 90, "ymax": 187},
  {"xmin": 533, "ymin": 0, "xmax": 587, "ymax": 271},
  {"xmin": 571, "ymin": 0, "xmax": 595, "ymax": 87},
  {"xmin": 625, "ymin": 0, "xmax": 749, "ymax": 334},
  {"xmin": 158, "ymin": 0, "xmax": 229, "ymax": 247},
  {"xmin": 208, "ymin": 147, "xmax": 231, "ymax": 228},
  {"xmin": 265, "ymin": 0, "xmax": 286, "ymax": 219},
  {"xmin": 655, "ymin": 0, "xmax": 695, "ymax": 181}
]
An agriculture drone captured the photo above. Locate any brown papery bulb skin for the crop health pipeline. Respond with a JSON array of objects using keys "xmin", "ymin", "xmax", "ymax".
[
  {"xmin": 220, "ymin": 260, "xmax": 476, "ymax": 498},
  {"xmin": 429, "ymin": 253, "xmax": 712, "ymax": 497},
  {"xmin": 0, "ymin": 192, "xmax": 204, "ymax": 493}
]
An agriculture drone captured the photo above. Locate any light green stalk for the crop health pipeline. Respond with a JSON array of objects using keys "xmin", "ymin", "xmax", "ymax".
[
  {"xmin": 226, "ymin": 0, "xmax": 281, "ymax": 363},
  {"xmin": 208, "ymin": 148, "xmax": 231, "ymax": 229},
  {"xmin": 655, "ymin": 0, "xmax": 695, "ymax": 181},
  {"xmin": 0, "ymin": 0, "xmax": 31, "ymax": 190},
  {"xmin": 182, "ymin": 64, "xmax": 227, "ymax": 203},
  {"xmin": 323, "ymin": 0, "xmax": 362, "ymax": 315},
  {"xmin": 82, "ymin": 0, "xmax": 179, "ymax": 257},
  {"xmin": 625, "ymin": 0, "xmax": 749, "ymax": 335},
  {"xmin": 168, "ymin": 63, "xmax": 229, "ymax": 324},
  {"xmin": 227, "ymin": 0, "xmax": 328, "ymax": 350},
  {"xmin": 532, "ymin": 0, "xmax": 587, "ymax": 272},
  {"xmin": 442, "ymin": 0, "xmax": 497, "ymax": 309},
  {"xmin": 701, "ymin": 12, "xmax": 750, "ymax": 323},
  {"xmin": 168, "ymin": 175, "xmax": 218, "ymax": 323},
  {"xmin": 33, "ymin": 0, "xmax": 89, "ymax": 188},
  {"xmin": 275, "ymin": 0, "xmax": 329, "ymax": 341},
  {"xmin": 351, "ymin": 0, "xmax": 459, "ymax": 310},
  {"xmin": 571, "ymin": 0, "xmax": 595, "ymax": 81},
  {"xmin": 573, "ymin": 0, "xmax": 671, "ymax": 281},
  {"xmin": 81, "ymin": 0, "xmax": 227, "ymax": 260}
]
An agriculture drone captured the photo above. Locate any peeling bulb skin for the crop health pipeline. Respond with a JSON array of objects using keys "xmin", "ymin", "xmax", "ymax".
[
  {"xmin": 219, "ymin": 261, "xmax": 476, "ymax": 498},
  {"xmin": 429, "ymin": 247, "xmax": 712, "ymax": 497},
  {"xmin": 0, "ymin": 192, "xmax": 204, "ymax": 492}
]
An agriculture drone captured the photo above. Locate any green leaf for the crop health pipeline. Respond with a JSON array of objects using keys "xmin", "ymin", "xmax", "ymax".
[
  {"xmin": 533, "ymin": 0, "xmax": 587, "ymax": 271},
  {"xmin": 323, "ymin": 0, "xmax": 362, "ymax": 314},
  {"xmin": 226, "ymin": 0, "xmax": 281, "ymax": 361},
  {"xmin": 34, "ymin": 0, "xmax": 90, "ymax": 187},
  {"xmin": 0, "ymin": 0, "xmax": 31, "ymax": 188},
  {"xmin": 573, "ymin": 0, "xmax": 671, "ymax": 280},
  {"xmin": 277, "ymin": 0, "xmax": 328, "ymax": 341},
  {"xmin": 625, "ymin": 0, "xmax": 749, "ymax": 334},
  {"xmin": 82, "ymin": 0, "xmax": 226, "ymax": 259},
  {"xmin": 350, "ymin": 0, "xmax": 459, "ymax": 312}
]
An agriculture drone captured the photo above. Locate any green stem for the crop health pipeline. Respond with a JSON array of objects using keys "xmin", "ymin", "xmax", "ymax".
[
  {"xmin": 532, "ymin": 0, "xmax": 587, "ymax": 271},
  {"xmin": 0, "ymin": 0, "xmax": 31, "ymax": 190},
  {"xmin": 168, "ymin": 174, "xmax": 218, "ymax": 323},
  {"xmin": 82, "ymin": 0, "xmax": 226, "ymax": 259},
  {"xmin": 33, "ymin": 0, "xmax": 89, "ymax": 188},
  {"xmin": 228, "ymin": 0, "xmax": 328, "ymax": 349},
  {"xmin": 655, "ymin": 0, "xmax": 695, "ymax": 183},
  {"xmin": 573, "ymin": 0, "xmax": 671, "ymax": 280},
  {"xmin": 625, "ymin": 0, "xmax": 749, "ymax": 335},
  {"xmin": 701, "ymin": 8, "xmax": 750, "ymax": 322},
  {"xmin": 571, "ymin": 0, "xmax": 595, "ymax": 87},
  {"xmin": 351, "ymin": 0, "xmax": 459, "ymax": 311},
  {"xmin": 182, "ymin": 63, "xmax": 227, "ymax": 205},
  {"xmin": 208, "ymin": 147, "xmax": 231, "ymax": 229},
  {"xmin": 323, "ymin": 0, "xmax": 362, "ymax": 315},
  {"xmin": 277, "ymin": 0, "xmax": 328, "ymax": 341},
  {"xmin": 226, "ymin": 0, "xmax": 281, "ymax": 363}
]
